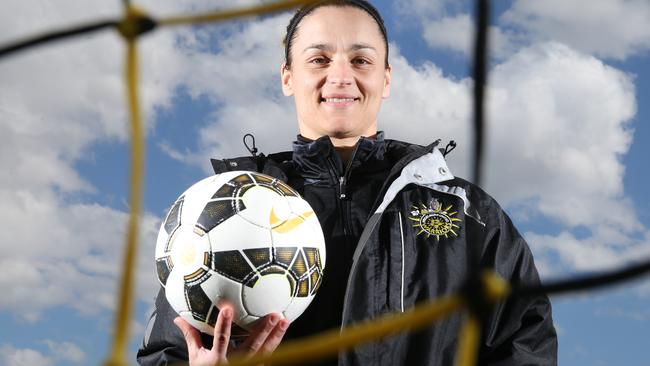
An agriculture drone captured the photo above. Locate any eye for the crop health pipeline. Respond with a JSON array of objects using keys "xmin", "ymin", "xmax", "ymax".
[
  {"xmin": 352, "ymin": 57, "xmax": 371, "ymax": 66},
  {"xmin": 309, "ymin": 56, "xmax": 330, "ymax": 65}
]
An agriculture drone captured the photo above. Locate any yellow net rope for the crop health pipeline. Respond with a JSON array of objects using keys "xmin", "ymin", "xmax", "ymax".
[{"xmin": 103, "ymin": 6, "xmax": 145, "ymax": 366}]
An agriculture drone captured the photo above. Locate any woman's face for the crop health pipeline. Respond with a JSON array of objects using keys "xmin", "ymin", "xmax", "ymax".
[{"xmin": 281, "ymin": 6, "xmax": 391, "ymax": 146}]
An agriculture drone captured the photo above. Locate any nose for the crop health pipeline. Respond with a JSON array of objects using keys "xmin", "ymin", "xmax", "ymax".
[{"xmin": 327, "ymin": 58, "xmax": 353, "ymax": 86}]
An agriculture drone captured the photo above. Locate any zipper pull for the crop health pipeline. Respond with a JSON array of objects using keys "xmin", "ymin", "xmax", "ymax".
[{"xmin": 339, "ymin": 176, "xmax": 347, "ymax": 199}]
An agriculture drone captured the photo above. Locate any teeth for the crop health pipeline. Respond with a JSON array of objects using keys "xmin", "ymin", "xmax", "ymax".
[{"xmin": 324, "ymin": 98, "xmax": 356, "ymax": 103}]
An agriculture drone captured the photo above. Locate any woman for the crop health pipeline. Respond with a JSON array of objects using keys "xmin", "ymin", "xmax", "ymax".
[{"xmin": 138, "ymin": 1, "xmax": 557, "ymax": 365}]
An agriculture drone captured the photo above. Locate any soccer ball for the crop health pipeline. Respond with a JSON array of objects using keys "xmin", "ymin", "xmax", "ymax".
[{"xmin": 155, "ymin": 171, "xmax": 326, "ymax": 333}]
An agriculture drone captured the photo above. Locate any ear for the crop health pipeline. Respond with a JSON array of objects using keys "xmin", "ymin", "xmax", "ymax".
[
  {"xmin": 382, "ymin": 64, "xmax": 392, "ymax": 98},
  {"xmin": 281, "ymin": 63, "xmax": 293, "ymax": 96}
]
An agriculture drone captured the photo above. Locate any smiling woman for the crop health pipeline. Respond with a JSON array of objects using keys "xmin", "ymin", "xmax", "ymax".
[
  {"xmin": 137, "ymin": 1, "xmax": 557, "ymax": 366},
  {"xmin": 280, "ymin": 5, "xmax": 392, "ymax": 157}
]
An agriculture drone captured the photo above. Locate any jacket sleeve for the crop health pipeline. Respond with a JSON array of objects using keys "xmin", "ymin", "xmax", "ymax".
[
  {"xmin": 137, "ymin": 287, "xmax": 190, "ymax": 365},
  {"xmin": 478, "ymin": 204, "xmax": 558, "ymax": 366}
]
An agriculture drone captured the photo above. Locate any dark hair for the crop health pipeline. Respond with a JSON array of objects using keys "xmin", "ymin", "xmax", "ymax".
[{"xmin": 283, "ymin": 0, "xmax": 389, "ymax": 69}]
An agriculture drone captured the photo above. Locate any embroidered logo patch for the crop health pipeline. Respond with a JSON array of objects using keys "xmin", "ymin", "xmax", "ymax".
[{"xmin": 409, "ymin": 198, "xmax": 462, "ymax": 240}]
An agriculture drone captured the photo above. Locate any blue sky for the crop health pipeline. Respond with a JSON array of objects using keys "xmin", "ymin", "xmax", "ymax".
[{"xmin": 1, "ymin": 0, "xmax": 649, "ymax": 365}]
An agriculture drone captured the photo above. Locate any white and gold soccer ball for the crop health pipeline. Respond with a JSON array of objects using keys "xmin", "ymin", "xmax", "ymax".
[{"xmin": 155, "ymin": 171, "xmax": 326, "ymax": 333}]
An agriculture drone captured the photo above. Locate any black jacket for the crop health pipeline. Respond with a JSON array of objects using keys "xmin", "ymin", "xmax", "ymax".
[{"xmin": 137, "ymin": 133, "xmax": 557, "ymax": 365}]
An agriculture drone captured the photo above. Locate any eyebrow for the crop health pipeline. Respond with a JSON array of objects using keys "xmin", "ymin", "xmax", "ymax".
[{"xmin": 302, "ymin": 43, "xmax": 377, "ymax": 54}]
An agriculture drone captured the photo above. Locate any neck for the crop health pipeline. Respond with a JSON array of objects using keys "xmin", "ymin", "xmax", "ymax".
[
  {"xmin": 330, "ymin": 134, "xmax": 377, "ymax": 164},
  {"xmin": 334, "ymin": 144, "xmax": 356, "ymax": 163}
]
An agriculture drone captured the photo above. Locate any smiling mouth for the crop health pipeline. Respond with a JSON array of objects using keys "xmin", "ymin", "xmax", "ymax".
[{"xmin": 320, "ymin": 97, "xmax": 360, "ymax": 103}]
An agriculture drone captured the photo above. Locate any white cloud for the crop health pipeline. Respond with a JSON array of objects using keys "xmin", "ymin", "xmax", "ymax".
[
  {"xmin": 42, "ymin": 340, "xmax": 86, "ymax": 364},
  {"xmin": 502, "ymin": 0, "xmax": 650, "ymax": 59},
  {"xmin": 135, "ymin": 0, "xmax": 269, "ymax": 18},
  {"xmin": 394, "ymin": 0, "xmax": 517, "ymax": 59},
  {"xmin": 0, "ymin": 2, "xmax": 195, "ymax": 190},
  {"xmin": 0, "ymin": 1, "xmax": 120, "ymax": 43},
  {"xmin": 483, "ymin": 42, "xmax": 647, "ymax": 276},
  {"xmin": 486, "ymin": 42, "xmax": 637, "ymax": 229},
  {"xmin": 422, "ymin": 14, "xmax": 472, "ymax": 55},
  {"xmin": 0, "ymin": 341, "xmax": 87, "ymax": 366},
  {"xmin": 0, "ymin": 190, "xmax": 160, "ymax": 320},
  {"xmin": 400, "ymin": 0, "xmax": 650, "ymax": 61},
  {"xmin": 381, "ymin": 45, "xmax": 471, "ymax": 148},
  {"xmin": 0, "ymin": 345, "xmax": 53, "ymax": 366},
  {"xmin": 527, "ymin": 230, "xmax": 650, "ymax": 276},
  {"xmin": 422, "ymin": 14, "xmax": 516, "ymax": 59}
]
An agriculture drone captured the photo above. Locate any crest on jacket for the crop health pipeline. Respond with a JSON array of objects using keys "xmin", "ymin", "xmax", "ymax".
[{"xmin": 409, "ymin": 198, "xmax": 462, "ymax": 240}]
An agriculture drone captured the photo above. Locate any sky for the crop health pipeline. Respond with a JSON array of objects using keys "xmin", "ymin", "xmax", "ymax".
[{"xmin": 0, "ymin": 0, "xmax": 649, "ymax": 365}]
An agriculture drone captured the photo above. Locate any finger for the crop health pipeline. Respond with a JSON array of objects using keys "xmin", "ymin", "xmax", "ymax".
[
  {"xmin": 259, "ymin": 318, "xmax": 290, "ymax": 355},
  {"xmin": 212, "ymin": 305, "xmax": 234, "ymax": 359},
  {"xmin": 174, "ymin": 316, "xmax": 202, "ymax": 356},
  {"xmin": 238, "ymin": 313, "xmax": 281, "ymax": 355}
]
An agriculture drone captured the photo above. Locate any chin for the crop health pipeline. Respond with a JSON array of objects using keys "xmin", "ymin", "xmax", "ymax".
[
  {"xmin": 327, "ymin": 131, "xmax": 353, "ymax": 139},
  {"xmin": 325, "ymin": 125, "xmax": 360, "ymax": 137},
  {"xmin": 325, "ymin": 130, "xmax": 376, "ymax": 145},
  {"xmin": 322, "ymin": 120, "xmax": 369, "ymax": 136}
]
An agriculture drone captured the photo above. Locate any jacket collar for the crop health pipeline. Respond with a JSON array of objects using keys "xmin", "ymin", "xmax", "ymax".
[{"xmin": 292, "ymin": 131, "xmax": 387, "ymax": 182}]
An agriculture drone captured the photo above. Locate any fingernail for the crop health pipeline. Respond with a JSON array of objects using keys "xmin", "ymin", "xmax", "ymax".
[
  {"xmin": 269, "ymin": 313, "xmax": 279, "ymax": 325},
  {"xmin": 222, "ymin": 308, "xmax": 231, "ymax": 318}
]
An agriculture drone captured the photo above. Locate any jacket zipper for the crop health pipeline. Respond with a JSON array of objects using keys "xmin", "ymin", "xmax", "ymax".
[{"xmin": 330, "ymin": 143, "xmax": 361, "ymax": 236}]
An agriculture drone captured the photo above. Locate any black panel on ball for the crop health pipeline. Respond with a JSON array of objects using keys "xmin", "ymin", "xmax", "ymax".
[
  {"xmin": 276, "ymin": 181, "xmax": 298, "ymax": 197},
  {"xmin": 251, "ymin": 173, "xmax": 274, "ymax": 185},
  {"xmin": 290, "ymin": 251, "xmax": 307, "ymax": 277},
  {"xmin": 164, "ymin": 197, "xmax": 183, "ymax": 234},
  {"xmin": 297, "ymin": 278, "xmax": 309, "ymax": 297},
  {"xmin": 274, "ymin": 247, "xmax": 298, "ymax": 268},
  {"xmin": 310, "ymin": 270, "xmax": 322, "ymax": 295},
  {"xmin": 233, "ymin": 173, "xmax": 254, "ymax": 185},
  {"xmin": 156, "ymin": 257, "xmax": 172, "ymax": 285},
  {"xmin": 213, "ymin": 250, "xmax": 254, "ymax": 283},
  {"xmin": 196, "ymin": 199, "xmax": 244, "ymax": 233},
  {"xmin": 304, "ymin": 247, "xmax": 318, "ymax": 268},
  {"xmin": 244, "ymin": 247, "xmax": 272, "ymax": 268},
  {"xmin": 186, "ymin": 282, "xmax": 212, "ymax": 322},
  {"xmin": 213, "ymin": 182, "xmax": 237, "ymax": 199}
]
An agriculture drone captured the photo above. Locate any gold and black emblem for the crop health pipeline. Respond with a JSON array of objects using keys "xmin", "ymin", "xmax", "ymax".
[{"xmin": 409, "ymin": 198, "xmax": 462, "ymax": 240}]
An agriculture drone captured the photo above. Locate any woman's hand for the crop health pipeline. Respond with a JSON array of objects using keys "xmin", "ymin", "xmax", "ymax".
[{"xmin": 173, "ymin": 304, "xmax": 290, "ymax": 366}]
